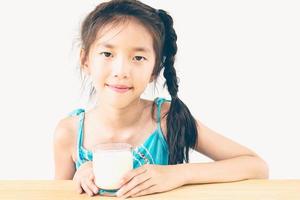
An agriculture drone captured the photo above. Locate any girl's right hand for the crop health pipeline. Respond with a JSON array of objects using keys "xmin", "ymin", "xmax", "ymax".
[{"xmin": 72, "ymin": 161, "xmax": 99, "ymax": 196}]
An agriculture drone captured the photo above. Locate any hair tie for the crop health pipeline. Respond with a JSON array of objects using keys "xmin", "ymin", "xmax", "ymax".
[{"xmin": 172, "ymin": 94, "xmax": 178, "ymax": 100}]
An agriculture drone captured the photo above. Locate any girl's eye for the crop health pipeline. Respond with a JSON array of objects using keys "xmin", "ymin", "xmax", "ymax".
[
  {"xmin": 100, "ymin": 52, "xmax": 112, "ymax": 57},
  {"xmin": 133, "ymin": 56, "xmax": 146, "ymax": 62}
]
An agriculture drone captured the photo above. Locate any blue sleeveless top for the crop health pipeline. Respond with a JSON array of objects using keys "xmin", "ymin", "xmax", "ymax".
[{"xmin": 69, "ymin": 97, "xmax": 170, "ymax": 194}]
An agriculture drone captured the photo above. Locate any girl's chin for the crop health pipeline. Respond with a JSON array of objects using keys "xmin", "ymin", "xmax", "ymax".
[{"xmin": 104, "ymin": 96, "xmax": 133, "ymax": 108}]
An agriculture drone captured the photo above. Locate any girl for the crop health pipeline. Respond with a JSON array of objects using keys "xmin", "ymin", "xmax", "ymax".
[{"xmin": 54, "ymin": 0, "xmax": 269, "ymax": 198}]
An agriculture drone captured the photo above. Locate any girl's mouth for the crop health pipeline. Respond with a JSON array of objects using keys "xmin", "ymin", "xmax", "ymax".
[{"xmin": 105, "ymin": 84, "xmax": 133, "ymax": 93}]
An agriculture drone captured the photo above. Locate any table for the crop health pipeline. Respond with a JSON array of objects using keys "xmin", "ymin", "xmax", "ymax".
[{"xmin": 0, "ymin": 180, "xmax": 299, "ymax": 200}]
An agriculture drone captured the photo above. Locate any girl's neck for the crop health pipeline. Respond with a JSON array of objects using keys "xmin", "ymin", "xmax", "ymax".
[{"xmin": 93, "ymin": 98, "xmax": 147, "ymax": 133}]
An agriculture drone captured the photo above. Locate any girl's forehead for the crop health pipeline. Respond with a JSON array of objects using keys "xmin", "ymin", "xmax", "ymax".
[{"xmin": 93, "ymin": 18, "xmax": 154, "ymax": 50}]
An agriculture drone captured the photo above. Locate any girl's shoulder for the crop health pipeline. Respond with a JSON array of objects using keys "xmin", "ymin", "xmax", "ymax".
[
  {"xmin": 159, "ymin": 98, "xmax": 171, "ymax": 120},
  {"xmin": 53, "ymin": 114, "xmax": 78, "ymax": 152},
  {"xmin": 145, "ymin": 97, "xmax": 171, "ymax": 120},
  {"xmin": 152, "ymin": 97, "xmax": 171, "ymax": 138}
]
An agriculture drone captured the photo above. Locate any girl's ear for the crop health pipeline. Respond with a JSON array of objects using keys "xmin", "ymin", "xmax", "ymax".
[{"xmin": 80, "ymin": 48, "xmax": 90, "ymax": 75}]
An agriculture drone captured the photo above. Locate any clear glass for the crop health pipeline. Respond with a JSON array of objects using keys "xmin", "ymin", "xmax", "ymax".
[{"xmin": 92, "ymin": 143, "xmax": 133, "ymax": 190}]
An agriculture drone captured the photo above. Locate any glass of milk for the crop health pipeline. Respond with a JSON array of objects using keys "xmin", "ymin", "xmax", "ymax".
[{"xmin": 92, "ymin": 143, "xmax": 133, "ymax": 191}]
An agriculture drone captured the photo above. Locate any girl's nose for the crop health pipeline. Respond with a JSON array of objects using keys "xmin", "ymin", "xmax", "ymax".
[{"xmin": 112, "ymin": 57, "xmax": 130, "ymax": 79}]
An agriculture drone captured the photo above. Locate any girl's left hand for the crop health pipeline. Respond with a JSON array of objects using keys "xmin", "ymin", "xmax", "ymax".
[{"xmin": 116, "ymin": 164, "xmax": 184, "ymax": 198}]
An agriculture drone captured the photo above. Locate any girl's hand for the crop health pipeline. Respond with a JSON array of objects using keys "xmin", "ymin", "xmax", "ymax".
[
  {"xmin": 72, "ymin": 161, "xmax": 99, "ymax": 196},
  {"xmin": 116, "ymin": 164, "xmax": 184, "ymax": 198}
]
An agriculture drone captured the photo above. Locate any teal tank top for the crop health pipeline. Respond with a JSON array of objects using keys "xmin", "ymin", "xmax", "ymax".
[{"xmin": 69, "ymin": 97, "xmax": 170, "ymax": 195}]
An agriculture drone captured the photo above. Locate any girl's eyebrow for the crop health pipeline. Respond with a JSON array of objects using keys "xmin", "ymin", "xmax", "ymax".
[
  {"xmin": 96, "ymin": 42, "xmax": 151, "ymax": 53},
  {"xmin": 96, "ymin": 43, "xmax": 114, "ymax": 49}
]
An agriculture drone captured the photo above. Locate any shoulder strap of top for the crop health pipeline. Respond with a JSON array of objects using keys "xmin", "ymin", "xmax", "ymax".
[
  {"xmin": 68, "ymin": 108, "xmax": 85, "ymax": 117},
  {"xmin": 155, "ymin": 97, "xmax": 171, "ymax": 126},
  {"xmin": 69, "ymin": 108, "xmax": 85, "ymax": 152},
  {"xmin": 153, "ymin": 97, "xmax": 170, "ymax": 152}
]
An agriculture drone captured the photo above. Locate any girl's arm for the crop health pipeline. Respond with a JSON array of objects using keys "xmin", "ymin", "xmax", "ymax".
[
  {"xmin": 53, "ymin": 118, "xmax": 76, "ymax": 179},
  {"xmin": 158, "ymin": 101, "xmax": 268, "ymax": 182},
  {"xmin": 53, "ymin": 118, "xmax": 99, "ymax": 196},
  {"xmin": 116, "ymin": 118, "xmax": 269, "ymax": 198},
  {"xmin": 178, "ymin": 120, "xmax": 269, "ymax": 184}
]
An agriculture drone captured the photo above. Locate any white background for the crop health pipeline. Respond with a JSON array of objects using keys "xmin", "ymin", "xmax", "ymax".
[{"xmin": 0, "ymin": 0, "xmax": 299, "ymax": 179}]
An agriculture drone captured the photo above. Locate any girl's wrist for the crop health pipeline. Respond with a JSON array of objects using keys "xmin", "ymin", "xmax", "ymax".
[
  {"xmin": 80, "ymin": 161, "xmax": 93, "ymax": 170},
  {"xmin": 171, "ymin": 164, "xmax": 190, "ymax": 186}
]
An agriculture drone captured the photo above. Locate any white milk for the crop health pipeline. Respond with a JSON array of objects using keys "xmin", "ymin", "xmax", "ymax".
[{"xmin": 93, "ymin": 149, "xmax": 133, "ymax": 190}]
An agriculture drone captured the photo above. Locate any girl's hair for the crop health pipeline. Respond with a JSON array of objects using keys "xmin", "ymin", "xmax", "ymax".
[{"xmin": 80, "ymin": 0, "xmax": 198, "ymax": 164}]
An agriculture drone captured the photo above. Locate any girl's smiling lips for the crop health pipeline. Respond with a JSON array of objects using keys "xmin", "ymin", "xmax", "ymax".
[{"xmin": 105, "ymin": 84, "xmax": 133, "ymax": 93}]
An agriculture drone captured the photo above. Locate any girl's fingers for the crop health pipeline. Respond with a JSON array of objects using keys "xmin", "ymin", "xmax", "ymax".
[
  {"xmin": 76, "ymin": 182, "xmax": 83, "ymax": 194},
  {"xmin": 73, "ymin": 177, "xmax": 83, "ymax": 194},
  {"xmin": 87, "ymin": 178, "xmax": 99, "ymax": 194},
  {"xmin": 81, "ymin": 181, "xmax": 94, "ymax": 196},
  {"xmin": 122, "ymin": 179, "xmax": 154, "ymax": 199},
  {"xmin": 117, "ymin": 172, "xmax": 151, "ymax": 197},
  {"xmin": 72, "ymin": 162, "xmax": 97, "ymax": 196},
  {"xmin": 121, "ymin": 166, "xmax": 147, "ymax": 185},
  {"xmin": 131, "ymin": 185, "xmax": 156, "ymax": 198}
]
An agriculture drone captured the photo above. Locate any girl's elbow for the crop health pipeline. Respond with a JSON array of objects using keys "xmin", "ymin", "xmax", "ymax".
[{"xmin": 255, "ymin": 157, "xmax": 269, "ymax": 179}]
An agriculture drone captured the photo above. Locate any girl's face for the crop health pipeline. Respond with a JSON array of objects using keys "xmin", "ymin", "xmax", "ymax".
[{"xmin": 83, "ymin": 19, "xmax": 156, "ymax": 108}]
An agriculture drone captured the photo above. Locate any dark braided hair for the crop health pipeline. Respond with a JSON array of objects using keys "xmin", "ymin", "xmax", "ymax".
[
  {"xmin": 157, "ymin": 9, "xmax": 198, "ymax": 164},
  {"xmin": 80, "ymin": 0, "xmax": 198, "ymax": 164}
]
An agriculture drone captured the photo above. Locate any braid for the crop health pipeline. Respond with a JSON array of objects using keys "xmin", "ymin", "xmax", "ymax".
[
  {"xmin": 157, "ymin": 9, "xmax": 178, "ymax": 98},
  {"xmin": 157, "ymin": 9, "xmax": 198, "ymax": 164}
]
